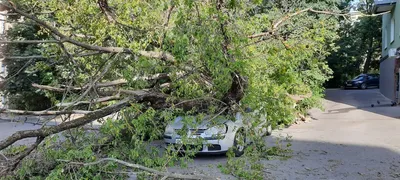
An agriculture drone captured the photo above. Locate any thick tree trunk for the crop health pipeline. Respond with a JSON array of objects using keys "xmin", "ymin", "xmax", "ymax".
[{"xmin": 363, "ymin": 37, "xmax": 374, "ymax": 74}]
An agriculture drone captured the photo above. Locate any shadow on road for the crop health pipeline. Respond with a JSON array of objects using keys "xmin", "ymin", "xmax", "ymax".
[
  {"xmin": 323, "ymin": 89, "xmax": 400, "ymax": 119},
  {"xmin": 173, "ymin": 136, "xmax": 400, "ymax": 180}
]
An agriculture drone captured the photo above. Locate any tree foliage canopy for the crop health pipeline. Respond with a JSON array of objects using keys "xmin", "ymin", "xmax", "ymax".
[{"xmin": 0, "ymin": 0, "xmax": 347, "ymax": 179}]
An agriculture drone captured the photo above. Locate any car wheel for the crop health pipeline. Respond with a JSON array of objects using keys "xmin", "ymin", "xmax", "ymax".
[
  {"xmin": 233, "ymin": 130, "xmax": 246, "ymax": 157},
  {"xmin": 360, "ymin": 83, "xmax": 367, "ymax": 90}
]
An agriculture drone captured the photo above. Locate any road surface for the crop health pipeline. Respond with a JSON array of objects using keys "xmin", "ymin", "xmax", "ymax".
[
  {"xmin": 1, "ymin": 89, "xmax": 400, "ymax": 179},
  {"xmin": 170, "ymin": 89, "xmax": 400, "ymax": 180}
]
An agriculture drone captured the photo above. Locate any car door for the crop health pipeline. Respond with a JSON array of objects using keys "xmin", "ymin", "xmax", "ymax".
[
  {"xmin": 373, "ymin": 75, "xmax": 379, "ymax": 86},
  {"xmin": 367, "ymin": 75, "xmax": 374, "ymax": 86},
  {"xmin": 370, "ymin": 75, "xmax": 379, "ymax": 86}
]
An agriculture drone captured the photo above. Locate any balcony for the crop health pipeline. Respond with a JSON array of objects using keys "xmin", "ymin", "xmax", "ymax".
[{"xmin": 373, "ymin": 0, "xmax": 397, "ymax": 13}]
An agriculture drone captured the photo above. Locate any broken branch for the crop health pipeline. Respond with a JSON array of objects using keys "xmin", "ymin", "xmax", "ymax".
[
  {"xmin": 56, "ymin": 95, "xmax": 122, "ymax": 107},
  {"xmin": 0, "ymin": 98, "xmax": 131, "ymax": 151},
  {"xmin": 0, "ymin": 40, "xmax": 60, "ymax": 44},
  {"xmin": 0, "ymin": 109, "xmax": 91, "ymax": 115},
  {"xmin": 57, "ymin": 158, "xmax": 216, "ymax": 180},
  {"xmin": 32, "ymin": 83, "xmax": 81, "ymax": 92},
  {"xmin": 3, "ymin": 51, "xmax": 104, "ymax": 60}
]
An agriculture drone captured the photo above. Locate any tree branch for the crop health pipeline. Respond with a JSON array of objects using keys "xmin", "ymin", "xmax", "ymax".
[
  {"xmin": 0, "ymin": 109, "xmax": 91, "ymax": 115},
  {"xmin": 32, "ymin": 83, "xmax": 81, "ymax": 92},
  {"xmin": 0, "ymin": 40, "xmax": 60, "ymax": 44},
  {"xmin": 0, "ymin": 98, "xmax": 131, "ymax": 151},
  {"xmin": 0, "ymin": 3, "xmax": 175, "ymax": 63},
  {"xmin": 286, "ymin": 92, "xmax": 312, "ymax": 102},
  {"xmin": 33, "ymin": 73, "xmax": 169, "ymax": 93},
  {"xmin": 56, "ymin": 95, "xmax": 122, "ymax": 107},
  {"xmin": 57, "ymin": 158, "xmax": 216, "ymax": 180},
  {"xmin": 97, "ymin": 0, "xmax": 117, "ymax": 23},
  {"xmin": 3, "ymin": 51, "xmax": 104, "ymax": 60},
  {"xmin": 10, "ymin": 136, "xmax": 44, "ymax": 171},
  {"xmin": 248, "ymin": 8, "xmax": 350, "ymax": 39},
  {"xmin": 0, "ymin": 88, "xmax": 170, "ymax": 151},
  {"xmin": 160, "ymin": 2, "xmax": 175, "ymax": 48}
]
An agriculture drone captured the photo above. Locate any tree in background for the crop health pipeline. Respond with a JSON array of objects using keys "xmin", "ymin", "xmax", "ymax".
[
  {"xmin": 4, "ymin": 21, "xmax": 54, "ymax": 110},
  {"xmin": 326, "ymin": 0, "xmax": 381, "ymax": 88}
]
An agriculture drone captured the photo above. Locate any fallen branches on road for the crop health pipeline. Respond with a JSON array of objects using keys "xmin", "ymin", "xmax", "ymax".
[
  {"xmin": 57, "ymin": 158, "xmax": 216, "ymax": 180},
  {"xmin": 0, "ymin": 98, "xmax": 131, "ymax": 151}
]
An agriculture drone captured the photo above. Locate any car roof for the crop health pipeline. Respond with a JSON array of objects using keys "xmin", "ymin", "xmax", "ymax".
[{"xmin": 359, "ymin": 73, "xmax": 379, "ymax": 76}]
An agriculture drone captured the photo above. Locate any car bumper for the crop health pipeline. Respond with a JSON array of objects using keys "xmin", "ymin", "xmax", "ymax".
[
  {"xmin": 344, "ymin": 83, "xmax": 360, "ymax": 88},
  {"xmin": 164, "ymin": 134, "xmax": 234, "ymax": 154}
]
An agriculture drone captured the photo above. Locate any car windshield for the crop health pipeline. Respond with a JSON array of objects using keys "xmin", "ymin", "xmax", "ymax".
[{"xmin": 353, "ymin": 75, "xmax": 365, "ymax": 81}]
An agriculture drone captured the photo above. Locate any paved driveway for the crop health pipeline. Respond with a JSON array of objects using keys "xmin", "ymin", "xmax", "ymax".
[{"xmin": 170, "ymin": 89, "xmax": 400, "ymax": 179}]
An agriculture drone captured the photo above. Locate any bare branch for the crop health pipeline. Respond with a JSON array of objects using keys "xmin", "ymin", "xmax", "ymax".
[
  {"xmin": 160, "ymin": 2, "xmax": 175, "ymax": 48},
  {"xmin": 286, "ymin": 92, "xmax": 312, "ymax": 102},
  {"xmin": 95, "ymin": 79, "xmax": 128, "ymax": 87},
  {"xmin": 32, "ymin": 83, "xmax": 81, "ymax": 92},
  {"xmin": 3, "ymin": 51, "xmax": 104, "ymax": 60},
  {"xmin": 0, "ymin": 11, "xmax": 54, "ymax": 16},
  {"xmin": 0, "ymin": 109, "xmax": 91, "ymax": 115},
  {"xmin": 0, "ymin": 152, "xmax": 8, "ymax": 161},
  {"xmin": 1, "ymin": 59, "xmax": 34, "ymax": 84},
  {"xmin": 138, "ymin": 51, "xmax": 175, "ymax": 63},
  {"xmin": 33, "ymin": 73, "xmax": 169, "ymax": 93},
  {"xmin": 0, "ymin": 40, "xmax": 60, "ymax": 44},
  {"xmin": 56, "ymin": 95, "xmax": 122, "ymax": 107},
  {"xmin": 57, "ymin": 158, "xmax": 216, "ymax": 180}
]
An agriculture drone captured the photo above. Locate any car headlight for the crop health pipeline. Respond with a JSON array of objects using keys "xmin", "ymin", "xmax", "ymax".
[
  {"xmin": 204, "ymin": 125, "xmax": 227, "ymax": 136},
  {"xmin": 165, "ymin": 125, "xmax": 175, "ymax": 135}
]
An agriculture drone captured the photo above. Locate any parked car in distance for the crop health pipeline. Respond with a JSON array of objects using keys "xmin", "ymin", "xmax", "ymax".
[
  {"xmin": 164, "ymin": 110, "xmax": 272, "ymax": 157},
  {"xmin": 344, "ymin": 74, "xmax": 379, "ymax": 89}
]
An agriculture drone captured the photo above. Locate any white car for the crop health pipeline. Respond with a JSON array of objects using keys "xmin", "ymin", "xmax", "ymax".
[{"xmin": 163, "ymin": 110, "xmax": 272, "ymax": 156}]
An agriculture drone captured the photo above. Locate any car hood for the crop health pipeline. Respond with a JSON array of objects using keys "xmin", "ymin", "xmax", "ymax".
[{"xmin": 168, "ymin": 116, "xmax": 229, "ymax": 130}]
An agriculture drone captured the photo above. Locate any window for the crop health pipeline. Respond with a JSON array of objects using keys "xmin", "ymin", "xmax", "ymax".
[{"xmin": 391, "ymin": 16, "xmax": 395, "ymax": 43}]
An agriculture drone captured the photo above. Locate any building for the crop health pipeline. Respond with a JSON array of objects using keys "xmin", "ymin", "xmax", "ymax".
[
  {"xmin": 0, "ymin": 5, "xmax": 11, "ymax": 108},
  {"xmin": 373, "ymin": 0, "xmax": 400, "ymax": 104}
]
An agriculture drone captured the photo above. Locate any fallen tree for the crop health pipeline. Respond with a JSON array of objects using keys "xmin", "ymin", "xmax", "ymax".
[{"xmin": 0, "ymin": 0, "xmax": 360, "ymax": 179}]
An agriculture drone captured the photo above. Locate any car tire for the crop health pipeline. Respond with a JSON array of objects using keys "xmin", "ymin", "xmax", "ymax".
[
  {"xmin": 360, "ymin": 83, "xmax": 367, "ymax": 90},
  {"xmin": 233, "ymin": 130, "xmax": 246, "ymax": 157}
]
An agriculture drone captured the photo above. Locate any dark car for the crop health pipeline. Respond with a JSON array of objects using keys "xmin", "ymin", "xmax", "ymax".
[{"xmin": 344, "ymin": 74, "xmax": 379, "ymax": 89}]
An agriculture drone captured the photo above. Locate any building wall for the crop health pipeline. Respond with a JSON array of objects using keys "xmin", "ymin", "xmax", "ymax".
[
  {"xmin": 380, "ymin": 57, "xmax": 396, "ymax": 100},
  {"xmin": 380, "ymin": 3, "xmax": 400, "ymax": 101},
  {"xmin": 0, "ymin": 10, "xmax": 8, "ymax": 108}
]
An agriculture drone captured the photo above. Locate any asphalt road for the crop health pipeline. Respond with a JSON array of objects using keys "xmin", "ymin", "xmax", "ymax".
[
  {"xmin": 169, "ymin": 89, "xmax": 400, "ymax": 180},
  {"xmin": 1, "ymin": 89, "xmax": 400, "ymax": 180}
]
